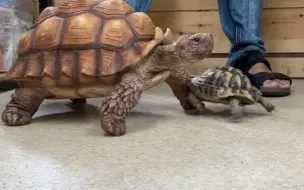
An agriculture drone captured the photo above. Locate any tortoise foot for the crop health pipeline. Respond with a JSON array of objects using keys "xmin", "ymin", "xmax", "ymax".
[
  {"xmin": 258, "ymin": 98, "xmax": 276, "ymax": 112},
  {"xmin": 265, "ymin": 104, "xmax": 276, "ymax": 112},
  {"xmin": 184, "ymin": 92, "xmax": 213, "ymax": 115},
  {"xmin": 1, "ymin": 88, "xmax": 47, "ymax": 126},
  {"xmin": 101, "ymin": 115, "xmax": 126, "ymax": 136},
  {"xmin": 230, "ymin": 111, "xmax": 244, "ymax": 122},
  {"xmin": 184, "ymin": 108, "xmax": 200, "ymax": 115},
  {"xmin": 2, "ymin": 107, "xmax": 32, "ymax": 126}
]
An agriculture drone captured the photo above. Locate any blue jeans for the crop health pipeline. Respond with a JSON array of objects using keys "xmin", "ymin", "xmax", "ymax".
[
  {"xmin": 124, "ymin": 0, "xmax": 152, "ymax": 12},
  {"xmin": 217, "ymin": 0, "xmax": 265, "ymax": 66},
  {"xmin": 124, "ymin": 0, "xmax": 266, "ymax": 66}
]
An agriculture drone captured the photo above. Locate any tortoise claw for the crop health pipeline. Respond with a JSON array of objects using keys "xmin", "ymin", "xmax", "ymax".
[{"xmin": 2, "ymin": 107, "xmax": 32, "ymax": 126}]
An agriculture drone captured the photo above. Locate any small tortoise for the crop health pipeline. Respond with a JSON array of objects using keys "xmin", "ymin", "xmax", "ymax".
[
  {"xmin": 186, "ymin": 65, "xmax": 276, "ymax": 120},
  {"xmin": 0, "ymin": 0, "xmax": 214, "ymax": 136}
]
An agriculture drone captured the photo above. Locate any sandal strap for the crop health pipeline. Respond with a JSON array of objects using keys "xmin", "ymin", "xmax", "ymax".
[
  {"xmin": 234, "ymin": 51, "xmax": 271, "ymax": 75},
  {"xmin": 247, "ymin": 72, "xmax": 292, "ymax": 88},
  {"xmin": 234, "ymin": 51, "xmax": 292, "ymax": 88}
]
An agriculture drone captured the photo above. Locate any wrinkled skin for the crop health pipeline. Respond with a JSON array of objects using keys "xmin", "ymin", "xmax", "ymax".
[
  {"xmin": 2, "ymin": 33, "xmax": 214, "ymax": 136},
  {"xmin": 99, "ymin": 33, "xmax": 214, "ymax": 135}
]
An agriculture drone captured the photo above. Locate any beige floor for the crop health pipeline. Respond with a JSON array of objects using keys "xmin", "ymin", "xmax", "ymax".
[{"xmin": 0, "ymin": 80, "xmax": 303, "ymax": 190}]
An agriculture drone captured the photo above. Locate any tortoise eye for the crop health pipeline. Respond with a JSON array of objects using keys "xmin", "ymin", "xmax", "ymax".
[{"xmin": 193, "ymin": 37, "xmax": 200, "ymax": 42}]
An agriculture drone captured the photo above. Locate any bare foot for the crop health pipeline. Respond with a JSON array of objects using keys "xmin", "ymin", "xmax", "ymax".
[{"xmin": 248, "ymin": 63, "xmax": 290, "ymax": 88}]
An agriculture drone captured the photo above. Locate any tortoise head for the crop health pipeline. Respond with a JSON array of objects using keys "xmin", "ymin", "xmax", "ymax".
[{"xmin": 174, "ymin": 33, "xmax": 214, "ymax": 64}]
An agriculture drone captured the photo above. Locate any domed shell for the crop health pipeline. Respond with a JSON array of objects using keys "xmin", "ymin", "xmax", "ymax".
[
  {"xmin": 193, "ymin": 66, "xmax": 257, "ymax": 100},
  {"xmin": 12, "ymin": 0, "xmax": 160, "ymax": 80}
]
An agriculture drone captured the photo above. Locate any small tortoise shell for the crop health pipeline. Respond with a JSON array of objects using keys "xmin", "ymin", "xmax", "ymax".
[{"xmin": 191, "ymin": 66, "xmax": 260, "ymax": 102}]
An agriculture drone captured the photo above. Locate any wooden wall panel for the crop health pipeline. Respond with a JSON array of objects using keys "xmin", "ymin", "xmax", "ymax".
[
  {"xmin": 52, "ymin": 0, "xmax": 304, "ymax": 10},
  {"xmin": 149, "ymin": 0, "xmax": 304, "ymax": 11},
  {"xmin": 148, "ymin": 8, "xmax": 304, "ymax": 53},
  {"xmin": 52, "ymin": 0, "xmax": 64, "ymax": 7}
]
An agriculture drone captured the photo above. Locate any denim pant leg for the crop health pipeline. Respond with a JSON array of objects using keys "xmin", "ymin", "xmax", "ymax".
[
  {"xmin": 217, "ymin": 0, "xmax": 266, "ymax": 66},
  {"xmin": 124, "ymin": 0, "xmax": 152, "ymax": 12}
]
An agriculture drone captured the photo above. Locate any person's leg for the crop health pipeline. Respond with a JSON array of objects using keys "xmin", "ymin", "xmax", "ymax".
[
  {"xmin": 124, "ymin": 0, "xmax": 152, "ymax": 12},
  {"xmin": 218, "ymin": 0, "xmax": 265, "ymax": 65},
  {"xmin": 217, "ymin": 0, "xmax": 292, "ymax": 96}
]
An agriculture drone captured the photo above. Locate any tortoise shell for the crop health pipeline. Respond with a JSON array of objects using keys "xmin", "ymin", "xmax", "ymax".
[
  {"xmin": 190, "ymin": 66, "xmax": 261, "ymax": 103},
  {"xmin": 8, "ymin": 0, "xmax": 157, "ymax": 81}
]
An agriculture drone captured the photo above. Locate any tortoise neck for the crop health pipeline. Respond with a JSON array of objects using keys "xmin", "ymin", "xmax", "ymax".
[
  {"xmin": 135, "ymin": 45, "xmax": 183, "ymax": 82},
  {"xmin": 146, "ymin": 44, "xmax": 181, "ymax": 71}
]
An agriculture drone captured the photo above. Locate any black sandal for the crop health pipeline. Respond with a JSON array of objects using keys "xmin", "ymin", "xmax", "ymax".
[{"xmin": 234, "ymin": 52, "xmax": 292, "ymax": 97}]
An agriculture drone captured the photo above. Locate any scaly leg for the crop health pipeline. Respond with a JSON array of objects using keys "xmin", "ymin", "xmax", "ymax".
[
  {"xmin": 70, "ymin": 98, "xmax": 86, "ymax": 104},
  {"xmin": 166, "ymin": 75, "xmax": 193, "ymax": 110},
  {"xmin": 100, "ymin": 73, "xmax": 143, "ymax": 136},
  {"xmin": 187, "ymin": 92, "xmax": 212, "ymax": 114},
  {"xmin": 143, "ymin": 70, "xmax": 171, "ymax": 90},
  {"xmin": 2, "ymin": 88, "xmax": 48, "ymax": 126},
  {"xmin": 257, "ymin": 96, "xmax": 276, "ymax": 112},
  {"xmin": 166, "ymin": 68, "xmax": 205, "ymax": 113},
  {"xmin": 229, "ymin": 98, "xmax": 243, "ymax": 121}
]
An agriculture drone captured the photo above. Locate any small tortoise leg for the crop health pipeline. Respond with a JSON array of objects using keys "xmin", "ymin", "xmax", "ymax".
[
  {"xmin": 229, "ymin": 98, "xmax": 244, "ymax": 121},
  {"xmin": 2, "ymin": 88, "xmax": 48, "ymax": 126},
  {"xmin": 100, "ymin": 73, "xmax": 143, "ymax": 136},
  {"xmin": 257, "ymin": 96, "xmax": 276, "ymax": 112},
  {"xmin": 70, "ymin": 98, "xmax": 86, "ymax": 104},
  {"xmin": 187, "ymin": 92, "xmax": 209, "ymax": 114}
]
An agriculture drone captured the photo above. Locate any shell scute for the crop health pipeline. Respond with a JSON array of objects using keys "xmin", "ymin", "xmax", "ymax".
[
  {"xmin": 8, "ymin": 59, "xmax": 26, "ymax": 78},
  {"xmin": 42, "ymin": 52, "xmax": 57, "ymax": 78},
  {"xmin": 120, "ymin": 48, "xmax": 141, "ymax": 69},
  {"xmin": 60, "ymin": 52, "xmax": 76, "ymax": 77},
  {"xmin": 62, "ymin": 13, "xmax": 102, "ymax": 48},
  {"xmin": 99, "ymin": 50, "xmax": 117, "ymax": 75},
  {"xmin": 57, "ymin": 0, "xmax": 97, "ymax": 14},
  {"xmin": 34, "ymin": 7, "xmax": 58, "ymax": 26},
  {"xmin": 79, "ymin": 50, "xmax": 97, "ymax": 76},
  {"xmin": 92, "ymin": 0, "xmax": 134, "ymax": 18},
  {"xmin": 100, "ymin": 19, "xmax": 134, "ymax": 48},
  {"xmin": 25, "ymin": 54, "xmax": 42, "ymax": 78},
  {"xmin": 18, "ymin": 30, "xmax": 34, "ymax": 55},
  {"xmin": 33, "ymin": 16, "xmax": 64, "ymax": 50},
  {"xmin": 127, "ymin": 12, "xmax": 155, "ymax": 38}
]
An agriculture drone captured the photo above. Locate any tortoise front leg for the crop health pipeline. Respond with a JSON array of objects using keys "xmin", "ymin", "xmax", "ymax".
[
  {"xmin": 143, "ymin": 70, "xmax": 171, "ymax": 90},
  {"xmin": 165, "ymin": 68, "xmax": 205, "ymax": 112},
  {"xmin": 2, "ymin": 88, "xmax": 48, "ymax": 126},
  {"xmin": 229, "ymin": 98, "xmax": 244, "ymax": 121},
  {"xmin": 100, "ymin": 73, "xmax": 144, "ymax": 136},
  {"xmin": 187, "ymin": 92, "xmax": 213, "ymax": 114}
]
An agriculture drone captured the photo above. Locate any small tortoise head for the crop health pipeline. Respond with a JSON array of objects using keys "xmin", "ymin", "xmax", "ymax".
[{"xmin": 174, "ymin": 33, "xmax": 214, "ymax": 64}]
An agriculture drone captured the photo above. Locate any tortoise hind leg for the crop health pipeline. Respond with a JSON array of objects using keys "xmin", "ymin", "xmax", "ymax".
[
  {"xmin": 186, "ymin": 92, "xmax": 213, "ymax": 114},
  {"xmin": 100, "ymin": 73, "xmax": 144, "ymax": 136},
  {"xmin": 251, "ymin": 87, "xmax": 276, "ymax": 112},
  {"xmin": 257, "ymin": 96, "xmax": 276, "ymax": 112},
  {"xmin": 229, "ymin": 98, "xmax": 244, "ymax": 121},
  {"xmin": 2, "ymin": 88, "xmax": 48, "ymax": 126},
  {"xmin": 70, "ymin": 98, "xmax": 86, "ymax": 104}
]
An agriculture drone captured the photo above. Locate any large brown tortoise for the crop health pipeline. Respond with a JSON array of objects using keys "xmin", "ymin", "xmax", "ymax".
[{"xmin": 0, "ymin": 0, "xmax": 214, "ymax": 136}]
